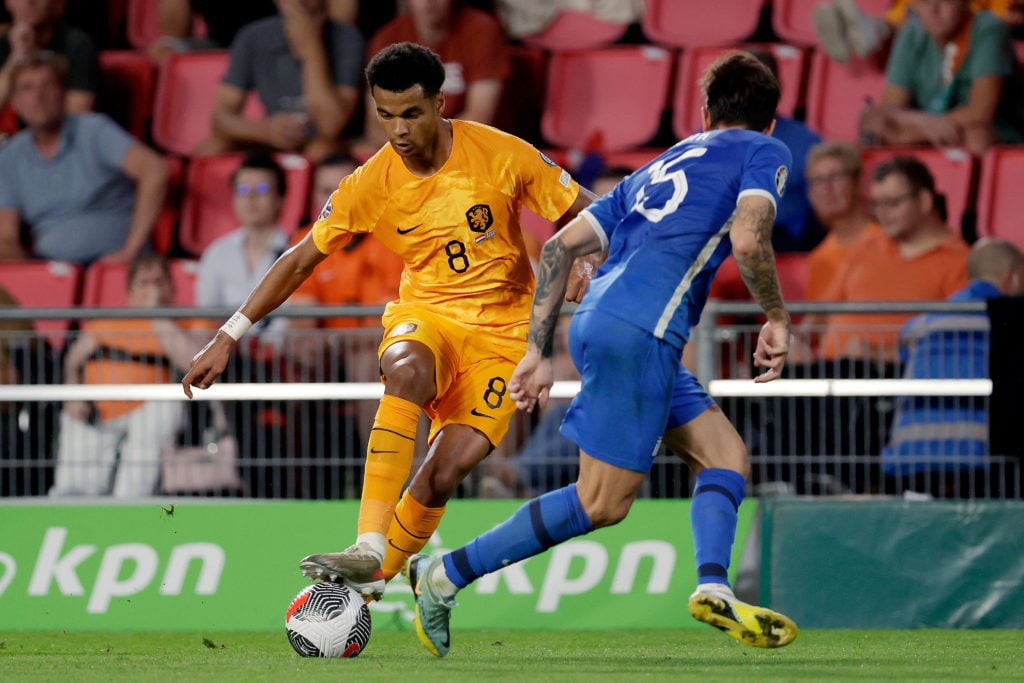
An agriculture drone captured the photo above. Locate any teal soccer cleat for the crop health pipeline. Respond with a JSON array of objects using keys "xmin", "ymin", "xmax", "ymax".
[{"xmin": 408, "ymin": 553, "xmax": 457, "ymax": 657}]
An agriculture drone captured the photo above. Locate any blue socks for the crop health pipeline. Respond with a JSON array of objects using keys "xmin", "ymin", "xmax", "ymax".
[
  {"xmin": 691, "ymin": 468, "xmax": 745, "ymax": 586},
  {"xmin": 443, "ymin": 483, "xmax": 593, "ymax": 588}
]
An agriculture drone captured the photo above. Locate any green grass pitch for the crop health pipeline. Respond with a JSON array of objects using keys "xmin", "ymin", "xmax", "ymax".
[{"xmin": 2, "ymin": 629, "xmax": 1021, "ymax": 682}]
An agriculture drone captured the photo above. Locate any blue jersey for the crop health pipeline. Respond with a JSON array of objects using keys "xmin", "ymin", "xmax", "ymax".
[{"xmin": 578, "ymin": 129, "xmax": 791, "ymax": 349}]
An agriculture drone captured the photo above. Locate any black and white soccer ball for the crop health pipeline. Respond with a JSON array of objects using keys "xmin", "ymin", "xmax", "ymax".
[{"xmin": 285, "ymin": 582, "xmax": 372, "ymax": 657}]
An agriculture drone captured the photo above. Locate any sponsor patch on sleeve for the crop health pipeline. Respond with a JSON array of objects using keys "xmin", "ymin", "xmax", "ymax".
[
  {"xmin": 775, "ymin": 166, "xmax": 788, "ymax": 197},
  {"xmin": 558, "ymin": 169, "xmax": 571, "ymax": 188}
]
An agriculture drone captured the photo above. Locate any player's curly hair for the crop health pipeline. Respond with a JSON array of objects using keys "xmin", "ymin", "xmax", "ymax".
[
  {"xmin": 365, "ymin": 42, "xmax": 445, "ymax": 97},
  {"xmin": 701, "ymin": 51, "xmax": 780, "ymax": 133}
]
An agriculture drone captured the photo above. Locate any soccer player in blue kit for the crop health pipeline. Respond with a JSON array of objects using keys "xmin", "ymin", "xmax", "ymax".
[{"xmin": 408, "ymin": 51, "xmax": 799, "ymax": 656}]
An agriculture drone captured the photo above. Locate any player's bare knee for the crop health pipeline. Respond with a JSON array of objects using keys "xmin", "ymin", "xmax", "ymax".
[{"xmin": 381, "ymin": 355, "xmax": 434, "ymax": 402}]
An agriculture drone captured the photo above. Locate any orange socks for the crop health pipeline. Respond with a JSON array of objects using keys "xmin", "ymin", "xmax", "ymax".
[
  {"xmin": 357, "ymin": 394, "xmax": 421, "ymax": 538},
  {"xmin": 382, "ymin": 490, "xmax": 446, "ymax": 581}
]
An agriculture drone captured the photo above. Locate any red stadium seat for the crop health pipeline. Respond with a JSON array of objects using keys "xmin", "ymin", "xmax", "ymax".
[
  {"xmin": 81, "ymin": 259, "xmax": 200, "ymax": 307},
  {"xmin": 772, "ymin": 0, "xmax": 892, "ymax": 46},
  {"xmin": 804, "ymin": 49, "xmax": 886, "ymax": 142},
  {"xmin": 97, "ymin": 50, "xmax": 155, "ymax": 139},
  {"xmin": 641, "ymin": 0, "xmax": 764, "ymax": 48},
  {"xmin": 710, "ymin": 252, "xmax": 809, "ymax": 303},
  {"xmin": 673, "ymin": 44, "xmax": 808, "ymax": 139},
  {"xmin": 542, "ymin": 47, "xmax": 673, "ymax": 151},
  {"xmin": 976, "ymin": 146, "xmax": 1024, "ymax": 249},
  {"xmin": 0, "ymin": 260, "xmax": 82, "ymax": 349},
  {"xmin": 178, "ymin": 153, "xmax": 312, "ymax": 257},
  {"xmin": 521, "ymin": 10, "xmax": 629, "ymax": 51},
  {"xmin": 151, "ymin": 51, "xmax": 265, "ymax": 156},
  {"xmin": 860, "ymin": 146, "xmax": 975, "ymax": 232}
]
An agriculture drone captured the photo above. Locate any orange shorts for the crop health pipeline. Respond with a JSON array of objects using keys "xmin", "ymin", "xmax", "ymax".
[{"xmin": 379, "ymin": 302, "xmax": 527, "ymax": 447}]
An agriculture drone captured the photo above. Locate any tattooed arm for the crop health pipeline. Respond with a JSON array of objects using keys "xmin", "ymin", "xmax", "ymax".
[
  {"xmin": 729, "ymin": 194, "xmax": 791, "ymax": 382},
  {"xmin": 509, "ymin": 215, "xmax": 603, "ymax": 411}
]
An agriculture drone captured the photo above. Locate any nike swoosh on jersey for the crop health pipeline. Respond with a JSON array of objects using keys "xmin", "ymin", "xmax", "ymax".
[
  {"xmin": 469, "ymin": 408, "xmax": 496, "ymax": 420},
  {"xmin": 396, "ymin": 223, "xmax": 423, "ymax": 234}
]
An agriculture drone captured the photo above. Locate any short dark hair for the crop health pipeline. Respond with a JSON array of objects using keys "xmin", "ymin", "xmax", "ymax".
[
  {"xmin": 701, "ymin": 51, "xmax": 780, "ymax": 132},
  {"xmin": 365, "ymin": 42, "xmax": 445, "ymax": 96},
  {"xmin": 873, "ymin": 155, "xmax": 946, "ymax": 219},
  {"xmin": 231, "ymin": 151, "xmax": 287, "ymax": 195}
]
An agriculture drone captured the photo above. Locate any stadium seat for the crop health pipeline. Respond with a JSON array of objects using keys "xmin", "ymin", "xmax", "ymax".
[
  {"xmin": 860, "ymin": 146, "xmax": 976, "ymax": 232},
  {"xmin": 97, "ymin": 50, "xmax": 156, "ymax": 139},
  {"xmin": 642, "ymin": 0, "xmax": 764, "ymax": 48},
  {"xmin": 81, "ymin": 259, "xmax": 200, "ymax": 307},
  {"xmin": 772, "ymin": 0, "xmax": 892, "ymax": 46},
  {"xmin": 710, "ymin": 252, "xmax": 809, "ymax": 303},
  {"xmin": 151, "ymin": 51, "xmax": 265, "ymax": 156},
  {"xmin": 541, "ymin": 46, "xmax": 673, "ymax": 151},
  {"xmin": 804, "ymin": 49, "xmax": 887, "ymax": 142},
  {"xmin": 976, "ymin": 146, "xmax": 1024, "ymax": 249},
  {"xmin": 0, "ymin": 260, "xmax": 82, "ymax": 349},
  {"xmin": 673, "ymin": 44, "xmax": 808, "ymax": 140},
  {"xmin": 178, "ymin": 153, "xmax": 312, "ymax": 257},
  {"xmin": 520, "ymin": 10, "xmax": 630, "ymax": 51}
]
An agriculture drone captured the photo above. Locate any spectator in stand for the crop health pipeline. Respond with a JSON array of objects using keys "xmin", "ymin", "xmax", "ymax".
[
  {"xmin": 49, "ymin": 254, "xmax": 203, "ymax": 497},
  {"xmin": 884, "ymin": 237, "xmax": 1024, "ymax": 498},
  {"xmin": 196, "ymin": 0, "xmax": 365, "ymax": 160},
  {"xmin": 805, "ymin": 142, "xmax": 883, "ymax": 301},
  {"xmin": 818, "ymin": 155, "xmax": 969, "ymax": 365},
  {"xmin": 859, "ymin": 0, "xmax": 1024, "ymax": 155},
  {"xmin": 784, "ymin": 142, "xmax": 883, "ymax": 362},
  {"xmin": 357, "ymin": 0, "xmax": 510, "ymax": 155},
  {"xmin": 750, "ymin": 49, "xmax": 823, "ymax": 253},
  {"xmin": 0, "ymin": 52, "xmax": 168, "ymax": 264},
  {"xmin": 815, "ymin": 0, "xmax": 1024, "ymax": 65},
  {"xmin": 195, "ymin": 152, "xmax": 291, "ymax": 342},
  {"xmin": 0, "ymin": 0, "xmax": 98, "ymax": 138}
]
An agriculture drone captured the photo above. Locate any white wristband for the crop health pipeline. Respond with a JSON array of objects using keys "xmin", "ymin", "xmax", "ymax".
[{"xmin": 219, "ymin": 312, "xmax": 253, "ymax": 341}]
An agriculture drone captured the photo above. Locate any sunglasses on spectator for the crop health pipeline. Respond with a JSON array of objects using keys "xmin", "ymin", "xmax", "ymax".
[{"xmin": 234, "ymin": 181, "xmax": 274, "ymax": 197}]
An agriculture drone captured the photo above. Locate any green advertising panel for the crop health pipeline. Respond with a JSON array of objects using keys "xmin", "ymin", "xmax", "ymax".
[{"xmin": 0, "ymin": 499, "xmax": 754, "ymax": 632}]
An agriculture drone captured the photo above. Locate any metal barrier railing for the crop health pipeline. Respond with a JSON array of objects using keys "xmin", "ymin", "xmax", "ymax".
[{"xmin": 0, "ymin": 300, "xmax": 1016, "ymax": 501}]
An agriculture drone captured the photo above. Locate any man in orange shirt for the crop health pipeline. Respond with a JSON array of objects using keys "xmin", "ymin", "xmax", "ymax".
[
  {"xmin": 818, "ymin": 155, "xmax": 969, "ymax": 363},
  {"xmin": 50, "ymin": 254, "xmax": 203, "ymax": 497},
  {"xmin": 184, "ymin": 42, "xmax": 594, "ymax": 598}
]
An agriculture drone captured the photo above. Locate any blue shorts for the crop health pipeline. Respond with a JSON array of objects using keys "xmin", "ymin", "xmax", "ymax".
[{"xmin": 560, "ymin": 309, "xmax": 714, "ymax": 473}]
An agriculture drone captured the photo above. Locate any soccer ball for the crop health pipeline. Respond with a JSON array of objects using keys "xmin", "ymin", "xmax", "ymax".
[{"xmin": 285, "ymin": 582, "xmax": 372, "ymax": 657}]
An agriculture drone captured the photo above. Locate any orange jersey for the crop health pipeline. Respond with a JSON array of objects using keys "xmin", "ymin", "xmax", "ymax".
[
  {"xmin": 311, "ymin": 120, "xmax": 580, "ymax": 329},
  {"xmin": 82, "ymin": 318, "xmax": 175, "ymax": 421},
  {"xmin": 886, "ymin": 0, "xmax": 1013, "ymax": 24},
  {"xmin": 805, "ymin": 221, "xmax": 883, "ymax": 301}
]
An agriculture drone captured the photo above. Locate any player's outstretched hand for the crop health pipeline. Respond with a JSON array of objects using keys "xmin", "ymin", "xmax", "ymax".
[
  {"xmin": 752, "ymin": 320, "xmax": 789, "ymax": 383},
  {"xmin": 182, "ymin": 333, "xmax": 234, "ymax": 398},
  {"xmin": 509, "ymin": 349, "xmax": 554, "ymax": 413}
]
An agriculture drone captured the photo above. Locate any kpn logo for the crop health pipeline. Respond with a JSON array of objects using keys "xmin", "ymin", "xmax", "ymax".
[{"xmin": 0, "ymin": 527, "xmax": 224, "ymax": 613}]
